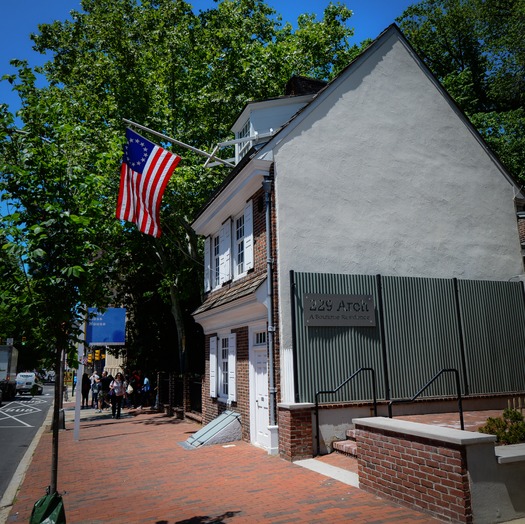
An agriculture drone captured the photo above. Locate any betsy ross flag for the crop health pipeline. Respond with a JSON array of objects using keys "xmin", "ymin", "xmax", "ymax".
[{"xmin": 116, "ymin": 128, "xmax": 181, "ymax": 237}]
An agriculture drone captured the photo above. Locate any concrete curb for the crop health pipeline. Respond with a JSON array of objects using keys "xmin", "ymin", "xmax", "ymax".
[{"xmin": 0, "ymin": 400, "xmax": 54, "ymax": 522}]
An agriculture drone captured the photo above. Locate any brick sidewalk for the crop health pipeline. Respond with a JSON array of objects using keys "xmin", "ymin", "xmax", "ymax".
[{"xmin": 6, "ymin": 408, "xmax": 439, "ymax": 523}]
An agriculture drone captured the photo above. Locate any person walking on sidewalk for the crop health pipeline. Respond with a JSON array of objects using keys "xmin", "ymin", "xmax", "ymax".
[
  {"xmin": 81, "ymin": 372, "xmax": 91, "ymax": 408},
  {"xmin": 90, "ymin": 371, "xmax": 100, "ymax": 409},
  {"xmin": 109, "ymin": 372, "xmax": 126, "ymax": 419},
  {"xmin": 98, "ymin": 371, "xmax": 112, "ymax": 412}
]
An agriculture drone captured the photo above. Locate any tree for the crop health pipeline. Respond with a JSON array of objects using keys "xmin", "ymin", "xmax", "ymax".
[
  {"xmin": 0, "ymin": 0, "xmax": 363, "ymax": 375},
  {"xmin": 397, "ymin": 0, "xmax": 525, "ymax": 181},
  {"xmin": 1, "ymin": 0, "xmax": 366, "ymax": 496}
]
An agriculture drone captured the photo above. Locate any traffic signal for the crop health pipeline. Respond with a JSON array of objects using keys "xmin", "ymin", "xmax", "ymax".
[
  {"xmin": 87, "ymin": 353, "xmax": 93, "ymax": 363},
  {"xmin": 21, "ymin": 336, "xmax": 27, "ymax": 346},
  {"xmin": 95, "ymin": 349, "xmax": 101, "ymax": 360}
]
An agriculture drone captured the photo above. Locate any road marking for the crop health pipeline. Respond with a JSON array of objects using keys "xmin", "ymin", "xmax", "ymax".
[{"xmin": 0, "ymin": 400, "xmax": 48, "ymax": 428}]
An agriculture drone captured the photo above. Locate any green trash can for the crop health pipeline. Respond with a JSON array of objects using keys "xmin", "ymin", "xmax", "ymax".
[{"xmin": 30, "ymin": 491, "xmax": 66, "ymax": 524}]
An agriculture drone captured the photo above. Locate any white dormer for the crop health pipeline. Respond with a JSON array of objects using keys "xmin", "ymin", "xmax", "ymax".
[{"xmin": 231, "ymin": 95, "xmax": 316, "ymax": 163}]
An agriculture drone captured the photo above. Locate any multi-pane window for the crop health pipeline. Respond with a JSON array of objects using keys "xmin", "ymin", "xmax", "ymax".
[
  {"xmin": 209, "ymin": 333, "xmax": 236, "ymax": 402},
  {"xmin": 203, "ymin": 202, "xmax": 253, "ymax": 292},
  {"xmin": 254, "ymin": 331, "xmax": 267, "ymax": 347},
  {"xmin": 237, "ymin": 119, "xmax": 251, "ymax": 160},
  {"xmin": 213, "ymin": 235, "xmax": 220, "ymax": 288},
  {"xmin": 235, "ymin": 215, "xmax": 245, "ymax": 276},
  {"xmin": 220, "ymin": 337, "xmax": 229, "ymax": 397}
]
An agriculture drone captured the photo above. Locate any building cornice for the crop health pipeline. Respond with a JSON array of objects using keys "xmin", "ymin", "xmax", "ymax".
[{"xmin": 192, "ymin": 157, "xmax": 272, "ymax": 236}]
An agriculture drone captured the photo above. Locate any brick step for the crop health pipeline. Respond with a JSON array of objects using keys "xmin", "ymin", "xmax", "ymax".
[
  {"xmin": 346, "ymin": 428, "xmax": 357, "ymax": 440},
  {"xmin": 332, "ymin": 439, "xmax": 358, "ymax": 457}
]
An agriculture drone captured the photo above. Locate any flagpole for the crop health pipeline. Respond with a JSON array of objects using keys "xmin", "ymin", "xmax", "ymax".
[{"xmin": 123, "ymin": 118, "xmax": 234, "ymax": 167}]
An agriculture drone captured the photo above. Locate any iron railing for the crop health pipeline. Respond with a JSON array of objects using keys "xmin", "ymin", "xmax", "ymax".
[
  {"xmin": 314, "ymin": 367, "xmax": 377, "ymax": 456},
  {"xmin": 388, "ymin": 368, "xmax": 464, "ymax": 430}
]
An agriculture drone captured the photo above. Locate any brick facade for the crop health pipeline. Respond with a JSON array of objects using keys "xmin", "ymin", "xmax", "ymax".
[
  {"xmin": 278, "ymin": 405, "xmax": 314, "ymax": 461},
  {"xmin": 201, "ymin": 328, "xmax": 250, "ymax": 441},
  {"xmin": 357, "ymin": 426, "xmax": 472, "ymax": 523}
]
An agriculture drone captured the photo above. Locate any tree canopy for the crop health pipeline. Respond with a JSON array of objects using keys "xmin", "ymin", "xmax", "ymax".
[
  {"xmin": 0, "ymin": 0, "xmax": 361, "ymax": 371},
  {"xmin": 397, "ymin": 0, "xmax": 525, "ymax": 181}
]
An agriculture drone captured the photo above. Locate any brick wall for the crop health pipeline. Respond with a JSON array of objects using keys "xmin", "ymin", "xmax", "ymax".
[
  {"xmin": 201, "ymin": 329, "xmax": 251, "ymax": 441},
  {"xmin": 357, "ymin": 427, "xmax": 472, "ymax": 523},
  {"xmin": 278, "ymin": 405, "xmax": 314, "ymax": 461},
  {"xmin": 233, "ymin": 327, "xmax": 250, "ymax": 441}
]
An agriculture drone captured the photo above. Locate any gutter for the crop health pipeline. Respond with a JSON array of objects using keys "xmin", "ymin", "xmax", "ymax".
[{"xmin": 262, "ymin": 168, "xmax": 277, "ymax": 427}]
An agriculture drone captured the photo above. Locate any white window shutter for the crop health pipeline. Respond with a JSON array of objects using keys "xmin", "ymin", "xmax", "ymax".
[
  {"xmin": 204, "ymin": 236, "xmax": 211, "ymax": 292},
  {"xmin": 219, "ymin": 220, "xmax": 232, "ymax": 284},
  {"xmin": 209, "ymin": 336, "xmax": 217, "ymax": 398},
  {"xmin": 228, "ymin": 333, "xmax": 236, "ymax": 402},
  {"xmin": 244, "ymin": 201, "xmax": 253, "ymax": 271}
]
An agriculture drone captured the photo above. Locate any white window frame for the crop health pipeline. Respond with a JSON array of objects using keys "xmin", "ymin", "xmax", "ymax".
[
  {"xmin": 234, "ymin": 212, "xmax": 245, "ymax": 278},
  {"xmin": 212, "ymin": 234, "xmax": 220, "ymax": 289},
  {"xmin": 237, "ymin": 119, "xmax": 252, "ymax": 161},
  {"xmin": 203, "ymin": 201, "xmax": 253, "ymax": 291},
  {"xmin": 209, "ymin": 333, "xmax": 236, "ymax": 402},
  {"xmin": 219, "ymin": 219, "xmax": 232, "ymax": 285},
  {"xmin": 254, "ymin": 331, "xmax": 267, "ymax": 347}
]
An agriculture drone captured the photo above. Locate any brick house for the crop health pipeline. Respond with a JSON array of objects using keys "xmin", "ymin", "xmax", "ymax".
[{"xmin": 191, "ymin": 24, "xmax": 525, "ymax": 459}]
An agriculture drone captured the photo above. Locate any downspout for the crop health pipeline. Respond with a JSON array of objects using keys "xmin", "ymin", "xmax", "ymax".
[{"xmin": 262, "ymin": 171, "xmax": 276, "ymax": 427}]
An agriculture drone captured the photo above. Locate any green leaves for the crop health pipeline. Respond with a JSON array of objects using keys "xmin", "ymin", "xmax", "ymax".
[
  {"xmin": 398, "ymin": 0, "xmax": 525, "ymax": 181},
  {"xmin": 0, "ymin": 0, "xmax": 363, "ymax": 370}
]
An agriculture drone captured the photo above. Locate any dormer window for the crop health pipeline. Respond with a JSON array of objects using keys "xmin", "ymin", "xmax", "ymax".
[{"xmin": 237, "ymin": 119, "xmax": 251, "ymax": 161}]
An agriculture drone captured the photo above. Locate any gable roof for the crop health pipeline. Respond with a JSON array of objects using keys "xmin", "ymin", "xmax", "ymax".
[{"xmin": 192, "ymin": 24, "xmax": 523, "ymax": 227}]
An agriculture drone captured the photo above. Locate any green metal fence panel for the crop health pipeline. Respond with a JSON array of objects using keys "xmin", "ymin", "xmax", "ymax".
[
  {"xmin": 293, "ymin": 272, "xmax": 383, "ymax": 403},
  {"xmin": 381, "ymin": 276, "xmax": 464, "ymax": 399},
  {"xmin": 458, "ymin": 279, "xmax": 525, "ymax": 394},
  {"xmin": 292, "ymin": 272, "xmax": 525, "ymax": 405}
]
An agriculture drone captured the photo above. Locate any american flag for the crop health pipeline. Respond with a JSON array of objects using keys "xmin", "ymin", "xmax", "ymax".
[{"xmin": 116, "ymin": 128, "xmax": 181, "ymax": 237}]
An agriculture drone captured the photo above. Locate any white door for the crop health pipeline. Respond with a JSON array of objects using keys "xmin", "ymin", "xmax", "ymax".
[{"xmin": 254, "ymin": 348, "xmax": 270, "ymax": 449}]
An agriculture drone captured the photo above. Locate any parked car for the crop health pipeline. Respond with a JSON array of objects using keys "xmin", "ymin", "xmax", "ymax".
[{"xmin": 16, "ymin": 372, "xmax": 44, "ymax": 395}]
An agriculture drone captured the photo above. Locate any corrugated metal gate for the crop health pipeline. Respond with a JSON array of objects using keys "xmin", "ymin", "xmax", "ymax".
[{"xmin": 291, "ymin": 271, "xmax": 525, "ymax": 404}]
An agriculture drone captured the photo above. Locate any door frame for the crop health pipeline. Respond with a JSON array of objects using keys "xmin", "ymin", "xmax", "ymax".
[{"xmin": 249, "ymin": 323, "xmax": 270, "ymax": 449}]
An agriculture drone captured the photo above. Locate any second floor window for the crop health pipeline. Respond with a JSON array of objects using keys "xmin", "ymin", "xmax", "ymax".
[
  {"xmin": 235, "ymin": 214, "xmax": 245, "ymax": 277},
  {"xmin": 204, "ymin": 201, "xmax": 254, "ymax": 292},
  {"xmin": 213, "ymin": 235, "xmax": 220, "ymax": 288}
]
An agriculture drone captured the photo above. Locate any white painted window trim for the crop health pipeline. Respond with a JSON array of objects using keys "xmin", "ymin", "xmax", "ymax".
[
  {"xmin": 204, "ymin": 200, "xmax": 253, "ymax": 292},
  {"xmin": 228, "ymin": 333, "xmax": 237, "ymax": 403},
  {"xmin": 204, "ymin": 237, "xmax": 211, "ymax": 292},
  {"xmin": 219, "ymin": 219, "xmax": 232, "ymax": 285},
  {"xmin": 209, "ymin": 336, "xmax": 217, "ymax": 398},
  {"xmin": 244, "ymin": 200, "xmax": 254, "ymax": 272},
  {"xmin": 212, "ymin": 332, "xmax": 236, "ymax": 403}
]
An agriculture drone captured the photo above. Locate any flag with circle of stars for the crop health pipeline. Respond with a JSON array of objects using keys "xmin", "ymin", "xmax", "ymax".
[{"xmin": 116, "ymin": 128, "xmax": 181, "ymax": 237}]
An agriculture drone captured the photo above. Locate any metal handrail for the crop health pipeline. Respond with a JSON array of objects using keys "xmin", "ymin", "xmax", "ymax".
[
  {"xmin": 388, "ymin": 368, "xmax": 464, "ymax": 430},
  {"xmin": 314, "ymin": 367, "xmax": 377, "ymax": 456}
]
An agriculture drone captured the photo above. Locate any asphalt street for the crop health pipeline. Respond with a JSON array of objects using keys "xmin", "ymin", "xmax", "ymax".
[{"xmin": 0, "ymin": 385, "xmax": 53, "ymax": 500}]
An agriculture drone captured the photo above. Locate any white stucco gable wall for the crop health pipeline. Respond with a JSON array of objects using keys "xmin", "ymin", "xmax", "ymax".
[{"xmin": 269, "ymin": 27, "xmax": 524, "ymax": 359}]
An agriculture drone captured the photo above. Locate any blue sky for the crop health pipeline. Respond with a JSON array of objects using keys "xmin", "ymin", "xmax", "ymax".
[{"xmin": 1, "ymin": 0, "xmax": 414, "ymax": 117}]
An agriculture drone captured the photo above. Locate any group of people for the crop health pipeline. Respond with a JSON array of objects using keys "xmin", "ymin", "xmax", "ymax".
[{"xmin": 80, "ymin": 369, "xmax": 151, "ymax": 420}]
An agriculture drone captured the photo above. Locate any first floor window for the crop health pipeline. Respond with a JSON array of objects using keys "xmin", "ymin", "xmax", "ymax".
[
  {"xmin": 209, "ymin": 333, "xmax": 237, "ymax": 402},
  {"xmin": 220, "ymin": 337, "xmax": 229, "ymax": 396}
]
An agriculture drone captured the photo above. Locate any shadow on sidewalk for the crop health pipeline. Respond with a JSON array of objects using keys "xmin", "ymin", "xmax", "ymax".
[{"xmin": 166, "ymin": 510, "xmax": 241, "ymax": 523}]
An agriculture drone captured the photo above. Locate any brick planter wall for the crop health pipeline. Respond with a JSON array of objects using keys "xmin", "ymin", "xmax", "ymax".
[
  {"xmin": 278, "ymin": 403, "xmax": 314, "ymax": 461},
  {"xmin": 355, "ymin": 418, "xmax": 474, "ymax": 523}
]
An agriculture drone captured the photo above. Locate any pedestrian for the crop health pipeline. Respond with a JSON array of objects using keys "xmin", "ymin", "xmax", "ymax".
[
  {"xmin": 72, "ymin": 372, "xmax": 77, "ymax": 396},
  {"xmin": 109, "ymin": 372, "xmax": 126, "ymax": 419},
  {"xmin": 98, "ymin": 371, "xmax": 112, "ymax": 412},
  {"xmin": 81, "ymin": 372, "xmax": 90, "ymax": 408},
  {"xmin": 90, "ymin": 371, "xmax": 100, "ymax": 409},
  {"xmin": 142, "ymin": 375, "xmax": 151, "ymax": 407}
]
